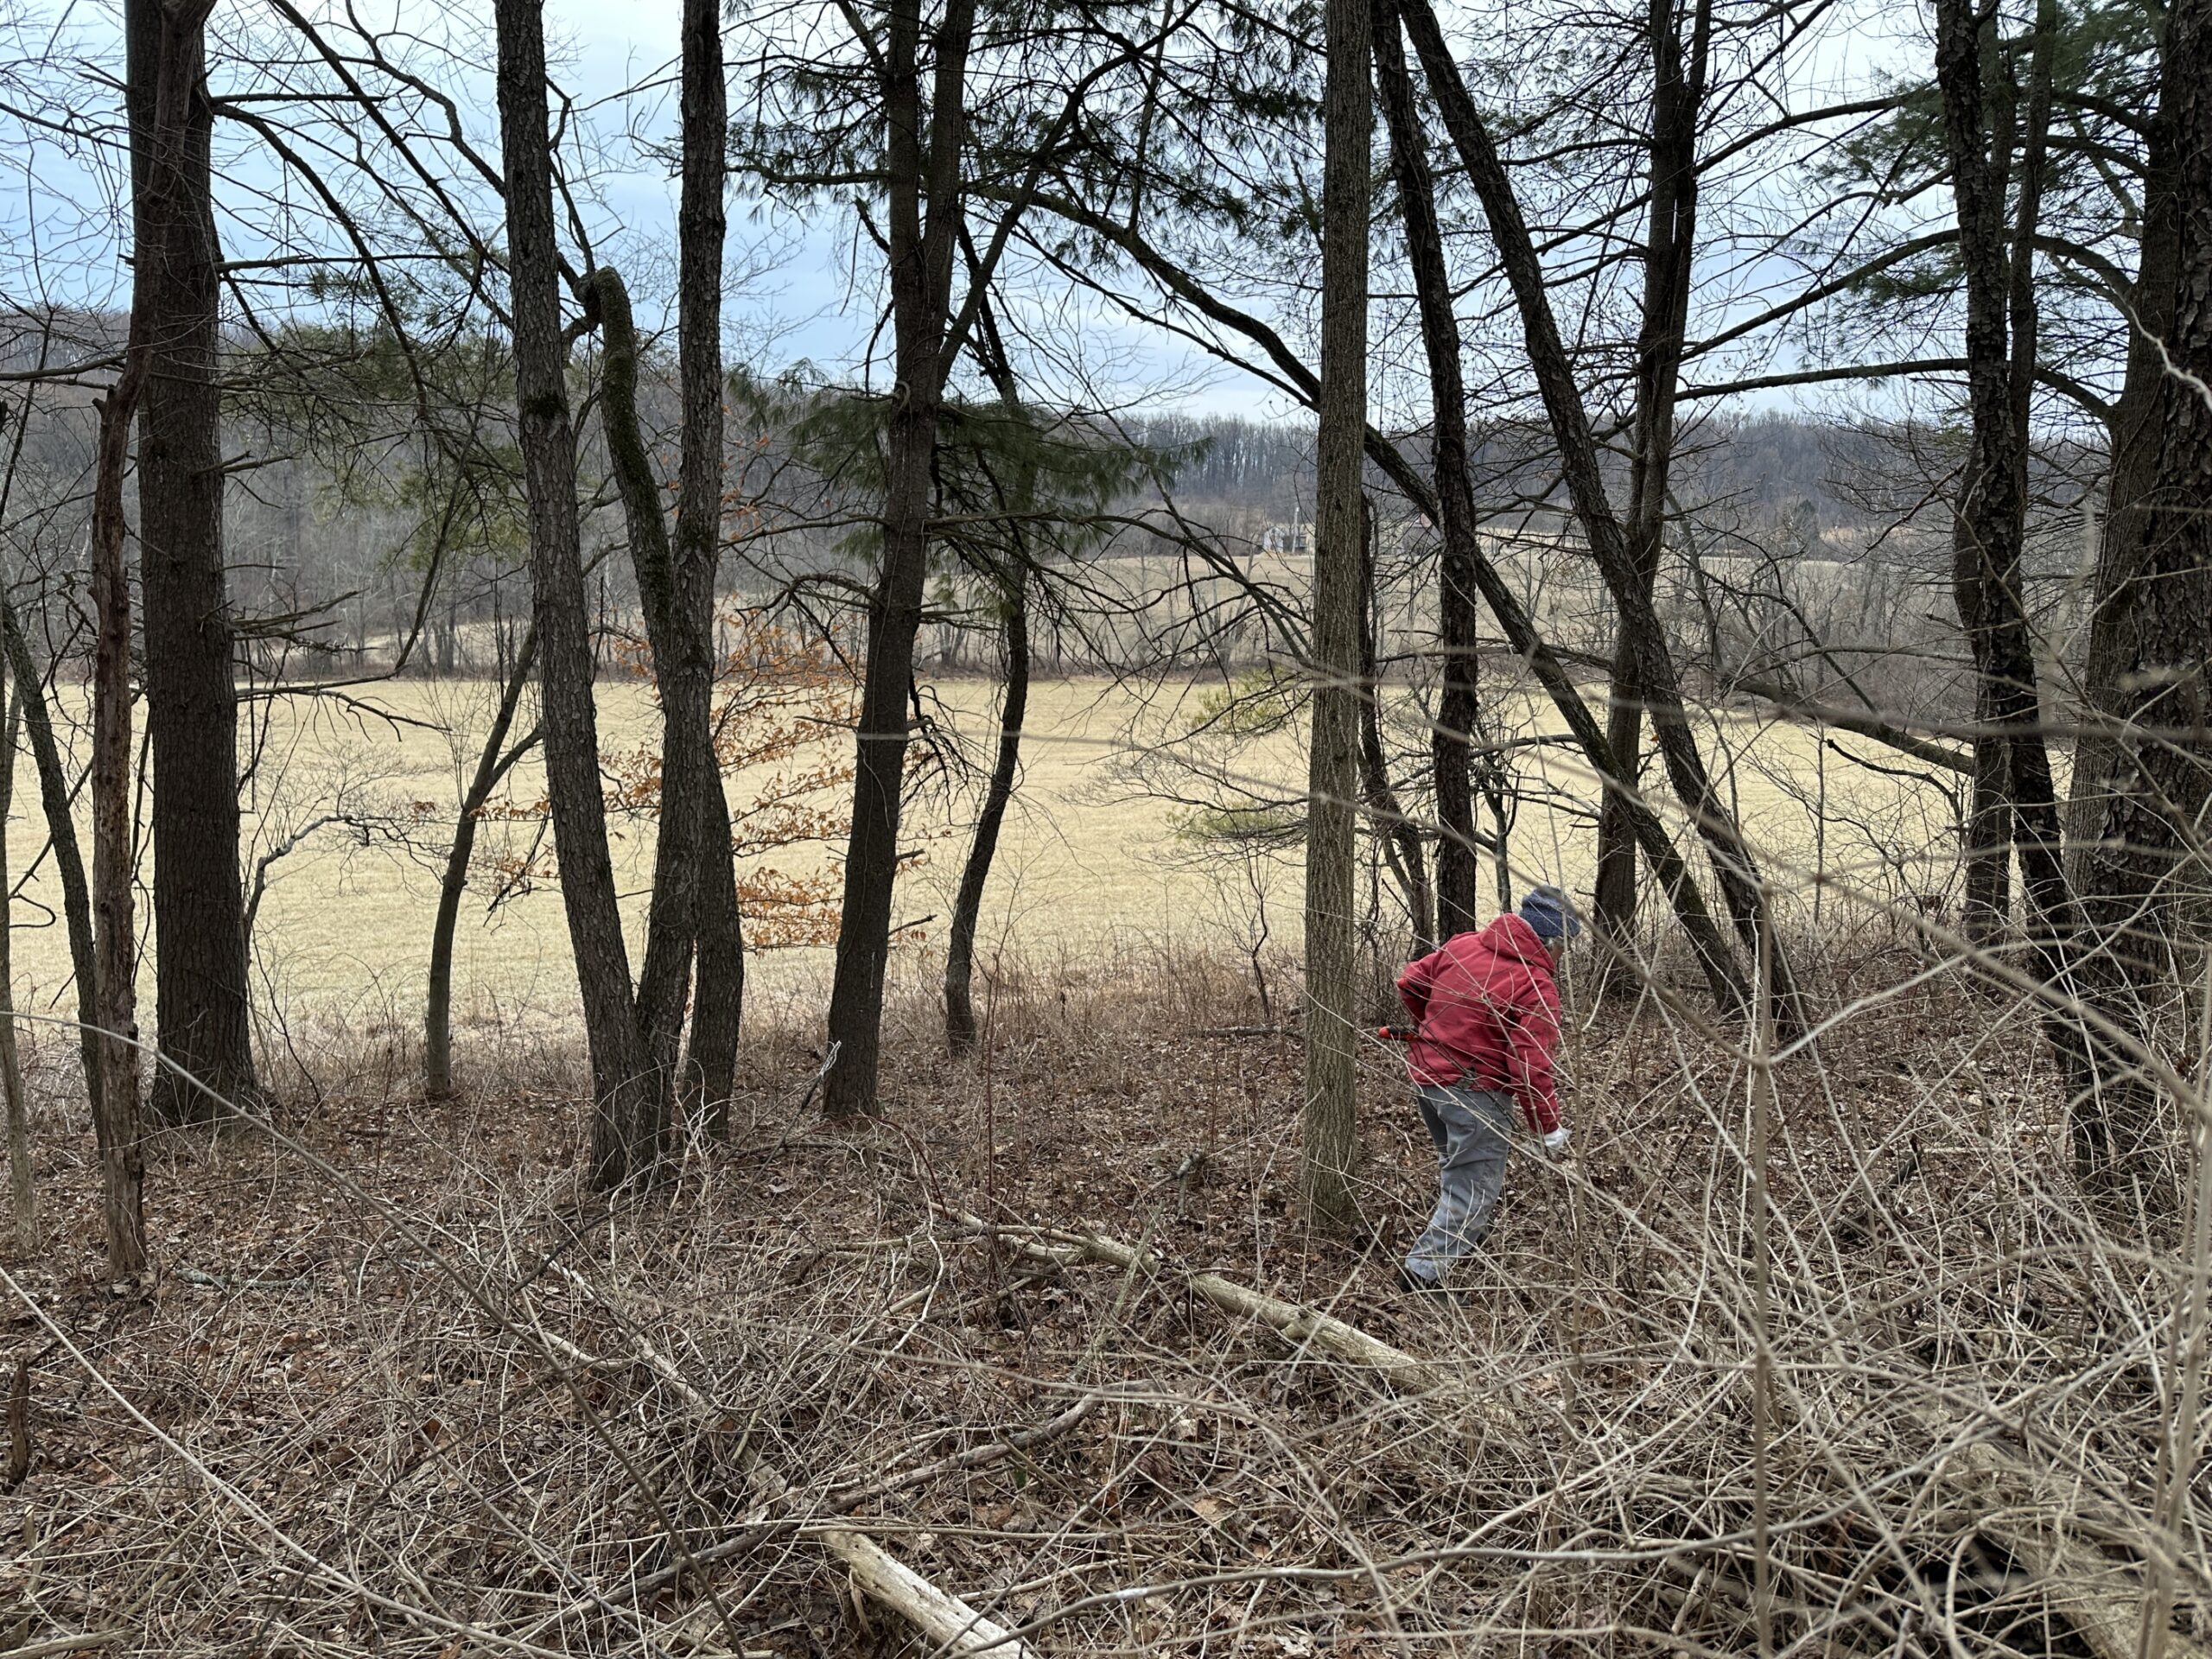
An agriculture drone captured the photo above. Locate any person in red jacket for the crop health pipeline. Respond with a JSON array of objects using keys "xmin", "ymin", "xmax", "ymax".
[{"xmin": 1392, "ymin": 884, "xmax": 1580, "ymax": 1290}]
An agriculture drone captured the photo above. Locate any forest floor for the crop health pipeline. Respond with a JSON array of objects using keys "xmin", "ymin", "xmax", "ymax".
[{"xmin": 0, "ymin": 939, "xmax": 2198, "ymax": 1657}]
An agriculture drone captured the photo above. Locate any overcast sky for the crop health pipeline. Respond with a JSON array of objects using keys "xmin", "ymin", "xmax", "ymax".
[
  {"xmin": 0, "ymin": 0, "xmax": 1928, "ymax": 422},
  {"xmin": 532, "ymin": 0, "xmax": 1251, "ymax": 411}
]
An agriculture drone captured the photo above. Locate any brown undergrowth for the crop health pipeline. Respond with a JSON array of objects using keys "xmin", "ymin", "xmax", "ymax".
[{"xmin": 0, "ymin": 938, "xmax": 2205, "ymax": 1656}]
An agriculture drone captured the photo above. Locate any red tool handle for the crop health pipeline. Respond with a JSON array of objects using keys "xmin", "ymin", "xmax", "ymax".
[{"xmin": 1376, "ymin": 1025, "xmax": 1414, "ymax": 1042}]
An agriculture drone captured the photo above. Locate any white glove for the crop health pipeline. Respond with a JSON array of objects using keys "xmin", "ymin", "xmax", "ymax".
[{"xmin": 1542, "ymin": 1127, "xmax": 1571, "ymax": 1154}]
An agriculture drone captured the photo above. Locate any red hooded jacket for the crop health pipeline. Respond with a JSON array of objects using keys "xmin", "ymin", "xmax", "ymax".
[{"xmin": 1395, "ymin": 914, "xmax": 1564, "ymax": 1135}]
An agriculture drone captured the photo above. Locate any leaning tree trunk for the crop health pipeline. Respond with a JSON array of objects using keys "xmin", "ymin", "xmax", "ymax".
[
  {"xmin": 1301, "ymin": 0, "xmax": 1370, "ymax": 1233},
  {"xmin": 494, "ymin": 0, "xmax": 658, "ymax": 1186},
  {"xmin": 427, "ymin": 630, "xmax": 539, "ymax": 1101},
  {"xmin": 2067, "ymin": 0, "xmax": 2212, "ymax": 1191},
  {"xmin": 601, "ymin": 270, "xmax": 743, "ymax": 1122},
  {"xmin": 1372, "ymin": 0, "xmax": 1481, "ymax": 940},
  {"xmin": 594, "ymin": 266, "xmax": 708, "ymax": 1092},
  {"xmin": 0, "ymin": 591, "xmax": 118, "ymax": 1263},
  {"xmin": 127, "ymin": 0, "xmax": 258, "ymax": 1126},
  {"xmin": 0, "ymin": 690, "xmax": 35, "ymax": 1255},
  {"xmin": 1600, "ymin": 0, "xmax": 1707, "ymax": 967},
  {"xmin": 1368, "ymin": 16, "xmax": 1745, "ymax": 1008},
  {"xmin": 1402, "ymin": 0, "xmax": 1793, "ymax": 1020},
  {"xmin": 945, "ymin": 571, "xmax": 1029, "ymax": 1056},
  {"xmin": 822, "ymin": 0, "xmax": 976, "ymax": 1117},
  {"xmin": 941, "ymin": 282, "xmax": 1043, "ymax": 1059}
]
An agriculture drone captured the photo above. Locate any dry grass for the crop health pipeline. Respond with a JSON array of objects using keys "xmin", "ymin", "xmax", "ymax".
[
  {"xmin": 1, "ymin": 936, "xmax": 2205, "ymax": 1657},
  {"xmin": 6, "ymin": 677, "xmax": 1961, "ymax": 1014}
]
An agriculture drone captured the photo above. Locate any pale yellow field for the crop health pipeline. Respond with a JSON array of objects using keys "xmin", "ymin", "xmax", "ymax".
[{"xmin": 1, "ymin": 677, "xmax": 1964, "ymax": 1027}]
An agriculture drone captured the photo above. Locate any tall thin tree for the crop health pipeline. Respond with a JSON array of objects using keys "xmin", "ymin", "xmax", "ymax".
[
  {"xmin": 1594, "ymin": 0, "xmax": 1711, "ymax": 958},
  {"xmin": 944, "ymin": 291, "xmax": 1037, "ymax": 1057},
  {"xmin": 822, "ymin": 0, "xmax": 978, "ymax": 1116},
  {"xmin": 673, "ymin": 0, "xmax": 745, "ymax": 1132},
  {"xmin": 1370, "ymin": 0, "xmax": 1480, "ymax": 941},
  {"xmin": 591, "ymin": 0, "xmax": 746, "ymax": 1128},
  {"xmin": 88, "ymin": 348, "xmax": 147, "ymax": 1280},
  {"xmin": 426, "ymin": 632, "xmax": 539, "ymax": 1102},
  {"xmin": 1933, "ymin": 0, "xmax": 2072, "ymax": 964},
  {"xmin": 0, "ymin": 687, "xmax": 33, "ymax": 1256},
  {"xmin": 1302, "ymin": 0, "xmax": 1371, "ymax": 1230},
  {"xmin": 493, "ymin": 0, "xmax": 659, "ymax": 1184},
  {"xmin": 125, "ymin": 0, "xmax": 259, "ymax": 1124},
  {"xmin": 2068, "ymin": 0, "xmax": 2212, "ymax": 1187}
]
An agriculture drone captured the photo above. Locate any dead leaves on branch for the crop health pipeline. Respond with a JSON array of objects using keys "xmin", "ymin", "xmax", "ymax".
[{"xmin": 477, "ymin": 617, "xmax": 939, "ymax": 950}]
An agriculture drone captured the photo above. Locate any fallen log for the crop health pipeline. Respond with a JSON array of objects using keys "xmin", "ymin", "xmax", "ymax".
[
  {"xmin": 969, "ymin": 1211, "xmax": 2203, "ymax": 1659},
  {"xmin": 1937, "ymin": 1436, "xmax": 2209, "ymax": 1659},
  {"xmin": 823, "ymin": 1527, "xmax": 1040, "ymax": 1658},
  {"xmin": 0, "ymin": 1634, "xmax": 131, "ymax": 1659},
  {"xmin": 615, "ymin": 1392, "xmax": 1103, "ymax": 1607},
  {"xmin": 952, "ymin": 1211, "xmax": 1522, "ymax": 1433}
]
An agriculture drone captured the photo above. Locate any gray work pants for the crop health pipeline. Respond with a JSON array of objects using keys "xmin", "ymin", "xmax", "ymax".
[{"xmin": 1404, "ymin": 1084, "xmax": 1514, "ymax": 1285}]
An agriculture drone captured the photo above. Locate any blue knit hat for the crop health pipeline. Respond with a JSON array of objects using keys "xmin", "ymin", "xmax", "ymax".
[{"xmin": 1519, "ymin": 884, "xmax": 1582, "ymax": 941}]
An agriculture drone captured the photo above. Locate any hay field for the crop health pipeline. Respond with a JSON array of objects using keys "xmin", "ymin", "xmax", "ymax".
[{"xmin": 1, "ymin": 676, "xmax": 1963, "ymax": 1027}]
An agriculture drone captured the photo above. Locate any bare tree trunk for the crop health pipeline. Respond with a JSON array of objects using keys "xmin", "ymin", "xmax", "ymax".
[
  {"xmin": 1935, "ymin": 0, "xmax": 2201, "ymax": 1200},
  {"xmin": 494, "ymin": 0, "xmax": 658, "ymax": 1186},
  {"xmin": 1357, "ymin": 502, "xmax": 1434, "ymax": 953},
  {"xmin": 1597, "ymin": 0, "xmax": 1710, "ymax": 957},
  {"xmin": 1302, "ymin": 0, "xmax": 1370, "ymax": 1232},
  {"xmin": 945, "ymin": 574, "xmax": 1028, "ymax": 1057},
  {"xmin": 427, "ymin": 630, "xmax": 538, "ymax": 1102},
  {"xmin": 1976, "ymin": 0, "xmax": 2048, "ymax": 957},
  {"xmin": 566, "ymin": 0, "xmax": 740, "ymax": 1131},
  {"xmin": 1371, "ymin": 1, "xmax": 1478, "ymax": 938},
  {"xmin": 1961, "ymin": 699, "xmax": 2014, "ymax": 945},
  {"xmin": 594, "ymin": 267, "xmax": 705, "ymax": 1093},
  {"xmin": 823, "ymin": 0, "xmax": 976, "ymax": 1117},
  {"xmin": 0, "ymin": 594, "xmax": 111, "ymax": 1254},
  {"xmin": 1936, "ymin": 0, "xmax": 2071, "ymax": 945},
  {"xmin": 2066, "ymin": 0, "xmax": 2212, "ymax": 1189},
  {"xmin": 127, "ymin": 0, "xmax": 258, "ymax": 1127},
  {"xmin": 1592, "ymin": 662, "xmax": 1643, "ymax": 946},
  {"xmin": 1952, "ymin": 0, "xmax": 2075, "ymax": 922},
  {"xmin": 0, "ymin": 690, "xmax": 35, "ymax": 1255},
  {"xmin": 942, "ymin": 281, "xmax": 1038, "ymax": 1058},
  {"xmin": 674, "ymin": 0, "xmax": 744, "ymax": 1133},
  {"xmin": 1934, "ymin": 0, "xmax": 2113, "ymax": 1143},
  {"xmin": 88, "ymin": 352, "xmax": 147, "ymax": 1281}
]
